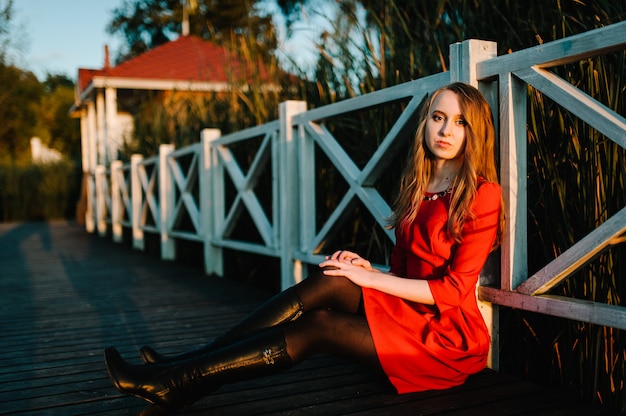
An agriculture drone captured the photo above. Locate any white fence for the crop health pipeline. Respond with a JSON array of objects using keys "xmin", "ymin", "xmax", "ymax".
[{"xmin": 84, "ymin": 22, "xmax": 626, "ymax": 368}]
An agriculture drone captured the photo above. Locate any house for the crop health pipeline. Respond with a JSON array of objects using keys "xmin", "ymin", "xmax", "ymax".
[{"xmin": 70, "ymin": 35, "xmax": 256, "ymax": 175}]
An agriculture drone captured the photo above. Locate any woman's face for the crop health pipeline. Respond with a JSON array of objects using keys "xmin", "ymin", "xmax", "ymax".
[{"xmin": 425, "ymin": 89, "xmax": 467, "ymax": 162}]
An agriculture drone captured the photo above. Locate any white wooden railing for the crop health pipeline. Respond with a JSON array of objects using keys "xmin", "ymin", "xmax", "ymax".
[{"xmin": 84, "ymin": 22, "xmax": 626, "ymax": 368}]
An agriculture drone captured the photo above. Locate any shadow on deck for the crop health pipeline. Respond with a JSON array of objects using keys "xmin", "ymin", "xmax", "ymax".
[{"xmin": 0, "ymin": 221, "xmax": 617, "ymax": 415}]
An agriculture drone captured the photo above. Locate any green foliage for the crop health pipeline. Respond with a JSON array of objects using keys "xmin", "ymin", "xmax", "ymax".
[
  {"xmin": 37, "ymin": 74, "xmax": 81, "ymax": 162},
  {"xmin": 0, "ymin": 67, "xmax": 82, "ymax": 220},
  {"xmin": 0, "ymin": 161, "xmax": 79, "ymax": 221},
  {"xmin": 0, "ymin": 63, "xmax": 43, "ymax": 164}
]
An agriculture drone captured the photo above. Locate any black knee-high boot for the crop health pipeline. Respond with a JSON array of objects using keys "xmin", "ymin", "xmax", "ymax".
[
  {"xmin": 139, "ymin": 287, "xmax": 303, "ymax": 364},
  {"xmin": 105, "ymin": 328, "xmax": 292, "ymax": 411}
]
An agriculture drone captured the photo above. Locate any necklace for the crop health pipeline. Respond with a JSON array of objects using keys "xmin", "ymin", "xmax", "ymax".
[{"xmin": 423, "ymin": 186, "xmax": 452, "ymax": 201}]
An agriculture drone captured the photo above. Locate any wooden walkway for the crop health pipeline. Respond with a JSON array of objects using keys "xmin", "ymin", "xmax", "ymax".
[{"xmin": 0, "ymin": 221, "xmax": 617, "ymax": 416}]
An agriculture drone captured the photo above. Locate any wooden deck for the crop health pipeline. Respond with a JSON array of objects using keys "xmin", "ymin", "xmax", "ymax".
[{"xmin": 0, "ymin": 220, "xmax": 617, "ymax": 416}]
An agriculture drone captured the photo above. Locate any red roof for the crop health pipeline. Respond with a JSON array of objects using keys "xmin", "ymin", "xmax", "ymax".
[
  {"xmin": 77, "ymin": 36, "xmax": 246, "ymax": 93},
  {"xmin": 77, "ymin": 68, "xmax": 107, "ymax": 92}
]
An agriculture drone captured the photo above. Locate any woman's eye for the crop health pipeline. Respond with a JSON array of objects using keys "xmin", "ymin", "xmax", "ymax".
[
  {"xmin": 456, "ymin": 119, "xmax": 467, "ymax": 126},
  {"xmin": 432, "ymin": 115, "xmax": 443, "ymax": 121}
]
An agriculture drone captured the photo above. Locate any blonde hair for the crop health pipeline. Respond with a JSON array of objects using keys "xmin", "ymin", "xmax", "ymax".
[{"xmin": 389, "ymin": 82, "xmax": 503, "ymax": 249}]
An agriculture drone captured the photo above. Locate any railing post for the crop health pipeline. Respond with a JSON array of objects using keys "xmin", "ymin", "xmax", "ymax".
[
  {"xmin": 96, "ymin": 90, "xmax": 106, "ymax": 166},
  {"xmin": 95, "ymin": 164, "xmax": 107, "ymax": 237},
  {"xmin": 449, "ymin": 39, "xmax": 497, "ymax": 86},
  {"xmin": 131, "ymin": 154, "xmax": 144, "ymax": 250},
  {"xmin": 159, "ymin": 144, "xmax": 176, "ymax": 260},
  {"xmin": 499, "ymin": 73, "xmax": 528, "ymax": 294},
  {"xmin": 449, "ymin": 39, "xmax": 501, "ymax": 370},
  {"xmin": 110, "ymin": 160, "xmax": 123, "ymax": 243},
  {"xmin": 85, "ymin": 172, "xmax": 96, "ymax": 233},
  {"xmin": 278, "ymin": 101, "xmax": 307, "ymax": 290},
  {"xmin": 201, "ymin": 128, "xmax": 223, "ymax": 276}
]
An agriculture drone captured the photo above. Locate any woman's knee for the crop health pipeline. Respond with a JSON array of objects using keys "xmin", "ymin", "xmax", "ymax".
[
  {"xmin": 296, "ymin": 309, "xmax": 353, "ymax": 343},
  {"xmin": 307, "ymin": 267, "xmax": 357, "ymax": 291},
  {"xmin": 293, "ymin": 268, "xmax": 362, "ymax": 313},
  {"xmin": 297, "ymin": 308, "xmax": 335, "ymax": 330}
]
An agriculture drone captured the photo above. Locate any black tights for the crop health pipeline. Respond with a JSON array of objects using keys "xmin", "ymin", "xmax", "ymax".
[{"xmin": 284, "ymin": 269, "xmax": 384, "ymax": 375}]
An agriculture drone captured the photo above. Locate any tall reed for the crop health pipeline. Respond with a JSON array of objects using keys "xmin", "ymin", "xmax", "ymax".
[{"xmin": 522, "ymin": 51, "xmax": 626, "ymax": 411}]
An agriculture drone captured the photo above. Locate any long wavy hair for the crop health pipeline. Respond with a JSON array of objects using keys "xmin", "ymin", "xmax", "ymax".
[{"xmin": 389, "ymin": 82, "xmax": 504, "ymax": 249}]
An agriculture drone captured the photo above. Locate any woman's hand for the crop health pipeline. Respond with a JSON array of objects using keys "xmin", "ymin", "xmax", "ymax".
[
  {"xmin": 319, "ymin": 251, "xmax": 378, "ymax": 288},
  {"xmin": 324, "ymin": 250, "xmax": 374, "ymax": 271}
]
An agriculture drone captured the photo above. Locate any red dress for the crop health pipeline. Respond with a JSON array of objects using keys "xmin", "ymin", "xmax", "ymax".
[{"xmin": 362, "ymin": 182, "xmax": 501, "ymax": 393}]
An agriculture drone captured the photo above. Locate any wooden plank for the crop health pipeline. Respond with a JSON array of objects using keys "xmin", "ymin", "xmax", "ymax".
[
  {"xmin": 293, "ymin": 72, "xmax": 449, "ymax": 123},
  {"xmin": 479, "ymin": 286, "xmax": 626, "ymax": 330},
  {"xmin": 515, "ymin": 66, "xmax": 626, "ymax": 148},
  {"xmin": 477, "ymin": 21, "xmax": 626, "ymax": 78},
  {"xmin": 499, "ymin": 73, "xmax": 528, "ymax": 291},
  {"xmin": 211, "ymin": 120, "xmax": 279, "ymax": 146}
]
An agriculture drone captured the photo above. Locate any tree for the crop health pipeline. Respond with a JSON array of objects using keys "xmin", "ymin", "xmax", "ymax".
[
  {"xmin": 0, "ymin": 64, "xmax": 42, "ymax": 164},
  {"xmin": 107, "ymin": 0, "xmax": 277, "ymax": 64},
  {"xmin": 37, "ymin": 74, "xmax": 81, "ymax": 163},
  {"xmin": 0, "ymin": 0, "xmax": 13, "ymax": 64},
  {"xmin": 0, "ymin": 66, "xmax": 80, "ymax": 166},
  {"xmin": 0, "ymin": 0, "xmax": 46, "ymax": 164},
  {"xmin": 0, "ymin": 0, "xmax": 29, "ymax": 68}
]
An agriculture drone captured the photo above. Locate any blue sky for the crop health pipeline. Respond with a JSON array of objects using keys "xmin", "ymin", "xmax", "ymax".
[{"xmin": 14, "ymin": 0, "xmax": 124, "ymax": 80}]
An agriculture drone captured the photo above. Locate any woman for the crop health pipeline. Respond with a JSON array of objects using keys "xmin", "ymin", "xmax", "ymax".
[{"xmin": 104, "ymin": 82, "xmax": 504, "ymax": 411}]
